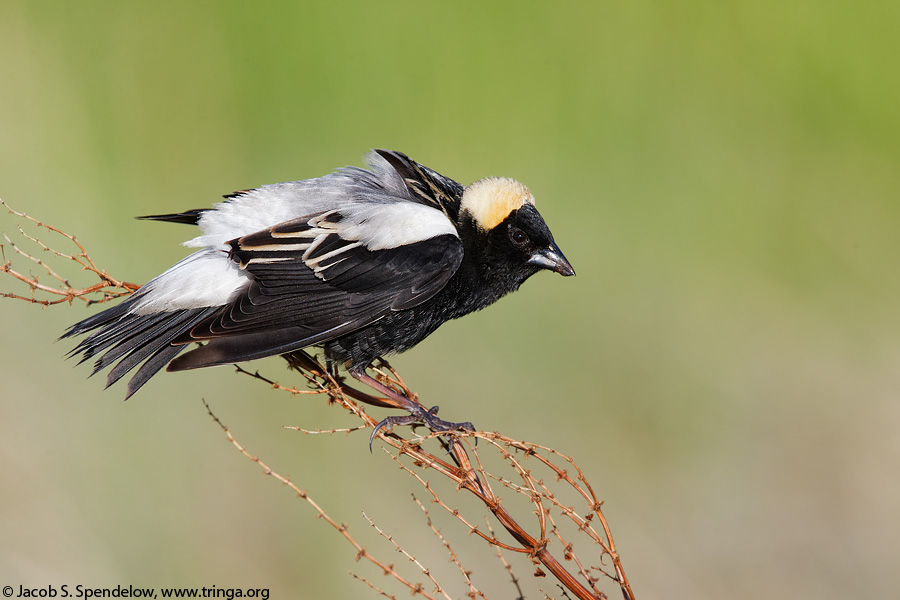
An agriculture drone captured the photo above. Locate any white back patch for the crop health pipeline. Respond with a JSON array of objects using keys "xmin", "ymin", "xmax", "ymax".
[
  {"xmin": 338, "ymin": 202, "xmax": 457, "ymax": 251},
  {"xmin": 129, "ymin": 249, "xmax": 248, "ymax": 315},
  {"xmin": 460, "ymin": 177, "xmax": 535, "ymax": 231}
]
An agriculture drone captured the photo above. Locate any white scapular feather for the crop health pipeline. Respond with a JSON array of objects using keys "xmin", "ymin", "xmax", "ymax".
[
  {"xmin": 129, "ymin": 151, "xmax": 457, "ymax": 315},
  {"xmin": 327, "ymin": 202, "xmax": 456, "ymax": 251}
]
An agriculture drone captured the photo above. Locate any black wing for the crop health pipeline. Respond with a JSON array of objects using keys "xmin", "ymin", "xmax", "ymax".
[
  {"xmin": 166, "ymin": 212, "xmax": 464, "ymax": 371},
  {"xmin": 372, "ymin": 150, "xmax": 464, "ymax": 221}
]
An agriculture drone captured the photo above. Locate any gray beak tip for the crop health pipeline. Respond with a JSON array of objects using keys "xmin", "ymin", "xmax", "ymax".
[{"xmin": 529, "ymin": 244, "xmax": 575, "ymax": 277}]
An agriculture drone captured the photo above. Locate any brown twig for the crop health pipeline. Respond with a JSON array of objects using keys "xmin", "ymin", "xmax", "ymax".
[
  {"xmin": 203, "ymin": 400, "xmax": 443, "ymax": 600},
  {"xmin": 412, "ymin": 495, "xmax": 484, "ymax": 600},
  {"xmin": 362, "ymin": 509, "xmax": 453, "ymax": 600},
  {"xmin": 484, "ymin": 516, "xmax": 526, "ymax": 600},
  {"xmin": 1, "ymin": 198, "xmax": 139, "ymax": 306}
]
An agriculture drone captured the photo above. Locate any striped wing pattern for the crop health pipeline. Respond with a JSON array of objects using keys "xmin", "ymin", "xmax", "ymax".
[{"xmin": 166, "ymin": 211, "xmax": 464, "ymax": 370}]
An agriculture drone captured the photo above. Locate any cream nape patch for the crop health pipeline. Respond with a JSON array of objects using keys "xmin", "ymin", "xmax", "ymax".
[{"xmin": 460, "ymin": 177, "xmax": 535, "ymax": 231}]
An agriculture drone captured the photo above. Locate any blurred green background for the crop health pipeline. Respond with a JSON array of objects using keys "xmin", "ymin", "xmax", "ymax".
[{"xmin": 2, "ymin": 1, "xmax": 899, "ymax": 598}]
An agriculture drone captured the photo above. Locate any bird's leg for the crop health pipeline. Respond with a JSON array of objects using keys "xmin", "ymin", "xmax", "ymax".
[
  {"xmin": 349, "ymin": 369, "xmax": 475, "ymax": 450},
  {"xmin": 283, "ymin": 350, "xmax": 401, "ymax": 409},
  {"xmin": 336, "ymin": 379, "xmax": 401, "ymax": 409}
]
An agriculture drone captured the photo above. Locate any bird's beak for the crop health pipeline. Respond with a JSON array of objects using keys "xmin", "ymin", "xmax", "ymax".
[{"xmin": 528, "ymin": 242, "xmax": 575, "ymax": 276}]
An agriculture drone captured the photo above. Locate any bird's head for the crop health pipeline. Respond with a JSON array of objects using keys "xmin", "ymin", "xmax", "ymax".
[{"xmin": 459, "ymin": 177, "xmax": 574, "ymax": 291}]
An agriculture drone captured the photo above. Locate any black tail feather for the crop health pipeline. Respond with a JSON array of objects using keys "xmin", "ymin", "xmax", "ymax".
[
  {"xmin": 61, "ymin": 300, "xmax": 132, "ymax": 340},
  {"xmin": 125, "ymin": 344, "xmax": 189, "ymax": 400},
  {"xmin": 65, "ymin": 301, "xmax": 219, "ymax": 398},
  {"xmin": 79, "ymin": 313, "xmax": 171, "ymax": 368},
  {"xmin": 102, "ymin": 310, "xmax": 205, "ymax": 383},
  {"xmin": 137, "ymin": 209, "xmax": 208, "ymax": 225}
]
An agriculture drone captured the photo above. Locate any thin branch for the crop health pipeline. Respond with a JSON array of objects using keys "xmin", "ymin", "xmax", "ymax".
[
  {"xmin": 202, "ymin": 400, "xmax": 438, "ymax": 600},
  {"xmin": 362, "ymin": 510, "xmax": 452, "ymax": 600},
  {"xmin": 484, "ymin": 516, "xmax": 526, "ymax": 600},
  {"xmin": 1, "ymin": 198, "xmax": 138, "ymax": 306},
  {"xmin": 412, "ymin": 495, "xmax": 485, "ymax": 600}
]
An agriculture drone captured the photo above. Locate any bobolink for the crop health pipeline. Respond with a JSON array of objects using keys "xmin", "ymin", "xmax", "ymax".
[{"xmin": 64, "ymin": 150, "xmax": 574, "ymax": 437}]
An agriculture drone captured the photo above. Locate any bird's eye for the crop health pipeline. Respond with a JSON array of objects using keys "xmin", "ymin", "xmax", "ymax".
[{"xmin": 509, "ymin": 227, "xmax": 529, "ymax": 247}]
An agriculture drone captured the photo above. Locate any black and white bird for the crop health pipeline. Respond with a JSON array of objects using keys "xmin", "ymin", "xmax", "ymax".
[{"xmin": 64, "ymin": 150, "xmax": 574, "ymax": 436}]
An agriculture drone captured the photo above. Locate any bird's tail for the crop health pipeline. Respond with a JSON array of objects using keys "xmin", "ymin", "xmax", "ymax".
[{"xmin": 62, "ymin": 299, "xmax": 219, "ymax": 399}]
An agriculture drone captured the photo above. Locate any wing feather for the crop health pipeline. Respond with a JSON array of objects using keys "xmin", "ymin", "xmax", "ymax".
[{"xmin": 167, "ymin": 212, "xmax": 463, "ymax": 370}]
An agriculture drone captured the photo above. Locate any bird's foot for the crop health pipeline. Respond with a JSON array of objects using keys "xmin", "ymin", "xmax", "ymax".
[{"xmin": 369, "ymin": 404, "xmax": 475, "ymax": 450}]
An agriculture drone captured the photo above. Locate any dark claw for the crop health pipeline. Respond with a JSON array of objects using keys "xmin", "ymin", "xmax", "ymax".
[
  {"xmin": 369, "ymin": 413, "xmax": 421, "ymax": 451},
  {"xmin": 369, "ymin": 404, "xmax": 476, "ymax": 451}
]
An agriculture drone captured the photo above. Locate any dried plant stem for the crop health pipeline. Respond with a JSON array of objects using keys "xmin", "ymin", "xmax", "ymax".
[
  {"xmin": 362, "ymin": 510, "xmax": 453, "ymax": 600},
  {"xmin": 202, "ymin": 400, "xmax": 443, "ymax": 600},
  {"xmin": 484, "ymin": 517, "xmax": 525, "ymax": 600},
  {"xmin": 412, "ymin": 495, "xmax": 484, "ymax": 600},
  {"xmin": 1, "ymin": 198, "xmax": 138, "ymax": 305}
]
